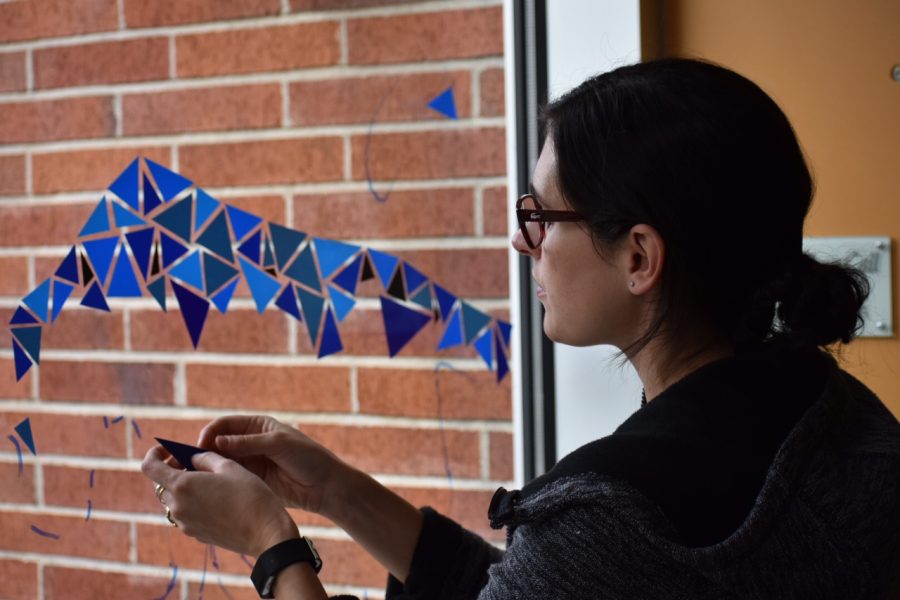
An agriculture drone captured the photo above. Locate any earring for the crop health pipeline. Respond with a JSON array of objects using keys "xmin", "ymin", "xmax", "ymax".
[{"xmin": 629, "ymin": 281, "xmax": 635, "ymax": 288}]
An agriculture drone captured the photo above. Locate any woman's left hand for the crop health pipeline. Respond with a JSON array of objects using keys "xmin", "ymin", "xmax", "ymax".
[{"xmin": 142, "ymin": 445, "xmax": 300, "ymax": 558}]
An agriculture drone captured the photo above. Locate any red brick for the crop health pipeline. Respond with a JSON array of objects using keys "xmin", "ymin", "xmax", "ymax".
[
  {"xmin": 0, "ymin": 412, "xmax": 127, "ymax": 458},
  {"xmin": 0, "ymin": 154, "xmax": 25, "ymax": 196},
  {"xmin": 301, "ymin": 424, "xmax": 481, "ymax": 478},
  {"xmin": 124, "ymin": 83, "xmax": 282, "ymax": 136},
  {"xmin": 0, "ymin": 511, "xmax": 129, "ymax": 559},
  {"xmin": 32, "ymin": 146, "xmax": 171, "ymax": 195},
  {"xmin": 0, "ymin": 0, "xmax": 117, "ymax": 44},
  {"xmin": 348, "ymin": 7, "xmax": 503, "ymax": 65},
  {"xmin": 43, "ymin": 465, "xmax": 160, "ymax": 514},
  {"xmin": 0, "ymin": 359, "xmax": 32, "ymax": 398},
  {"xmin": 45, "ymin": 566, "xmax": 169, "ymax": 600},
  {"xmin": 489, "ymin": 431, "xmax": 513, "ymax": 481},
  {"xmin": 394, "ymin": 486, "xmax": 500, "ymax": 540},
  {"xmin": 39, "ymin": 361, "xmax": 175, "ymax": 405},
  {"xmin": 292, "ymin": 0, "xmax": 417, "ymax": 10},
  {"xmin": 351, "ymin": 127, "xmax": 506, "ymax": 181},
  {"xmin": 219, "ymin": 195, "xmax": 286, "ymax": 227},
  {"xmin": 0, "ymin": 559, "xmax": 37, "ymax": 600},
  {"xmin": 480, "ymin": 67, "xmax": 505, "ymax": 117},
  {"xmin": 187, "ymin": 581, "xmax": 259, "ymax": 600},
  {"xmin": 293, "ymin": 188, "xmax": 474, "ymax": 239},
  {"xmin": 483, "ymin": 185, "xmax": 509, "ymax": 236},
  {"xmin": 0, "ymin": 256, "xmax": 28, "ymax": 295},
  {"xmin": 41, "ymin": 309, "xmax": 126, "ymax": 352},
  {"xmin": 131, "ymin": 417, "xmax": 210, "ymax": 460},
  {"xmin": 125, "ymin": 0, "xmax": 280, "ymax": 28},
  {"xmin": 290, "ymin": 71, "xmax": 471, "ymax": 126},
  {"xmin": 186, "ymin": 364, "xmax": 351, "ymax": 412},
  {"xmin": 0, "ymin": 462, "xmax": 35, "ymax": 503},
  {"xmin": 137, "ymin": 522, "xmax": 252, "ymax": 573},
  {"xmin": 0, "ymin": 52, "xmax": 26, "ymax": 93},
  {"xmin": 130, "ymin": 308, "xmax": 290, "ymax": 355},
  {"xmin": 314, "ymin": 538, "xmax": 385, "ymax": 587},
  {"xmin": 358, "ymin": 368, "xmax": 511, "ymax": 420},
  {"xmin": 0, "ymin": 202, "xmax": 95, "ymax": 246},
  {"xmin": 180, "ymin": 138, "xmax": 343, "ymax": 187},
  {"xmin": 176, "ymin": 22, "xmax": 340, "ymax": 78},
  {"xmin": 34, "ymin": 38, "xmax": 169, "ymax": 90},
  {"xmin": 0, "ymin": 96, "xmax": 114, "ymax": 144}
]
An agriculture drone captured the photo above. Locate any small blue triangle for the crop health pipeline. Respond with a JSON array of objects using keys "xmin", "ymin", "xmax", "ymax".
[
  {"xmin": 112, "ymin": 201, "xmax": 146, "ymax": 228},
  {"xmin": 314, "ymin": 238, "xmax": 360, "ymax": 279},
  {"xmin": 380, "ymin": 296, "xmax": 431, "ymax": 357},
  {"xmin": 125, "ymin": 228, "xmax": 154, "ymax": 281},
  {"xmin": 82, "ymin": 237, "xmax": 118, "ymax": 286},
  {"xmin": 238, "ymin": 229, "xmax": 261, "ymax": 264},
  {"xmin": 227, "ymin": 205, "xmax": 263, "ymax": 242},
  {"xmin": 332, "ymin": 254, "xmax": 362, "ymax": 295},
  {"xmin": 109, "ymin": 159, "xmax": 140, "ymax": 210},
  {"xmin": 410, "ymin": 284, "xmax": 431, "ymax": 311},
  {"xmin": 427, "ymin": 86, "xmax": 458, "ymax": 120},
  {"xmin": 81, "ymin": 281, "xmax": 110, "ymax": 312},
  {"xmin": 437, "ymin": 308, "xmax": 463, "ymax": 350},
  {"xmin": 327, "ymin": 284, "xmax": 356, "ymax": 322},
  {"xmin": 14, "ymin": 417, "xmax": 37, "ymax": 455},
  {"xmin": 275, "ymin": 284, "xmax": 302, "ymax": 321},
  {"xmin": 434, "ymin": 283, "xmax": 457, "ymax": 322},
  {"xmin": 368, "ymin": 248, "xmax": 399, "ymax": 288},
  {"xmin": 194, "ymin": 189, "xmax": 219, "ymax": 233},
  {"xmin": 12, "ymin": 326, "xmax": 41, "ymax": 364},
  {"xmin": 171, "ymin": 280, "xmax": 209, "ymax": 348},
  {"xmin": 461, "ymin": 301, "xmax": 491, "ymax": 344},
  {"xmin": 152, "ymin": 196, "xmax": 193, "ymax": 242},
  {"xmin": 238, "ymin": 255, "xmax": 281, "ymax": 314},
  {"xmin": 474, "ymin": 328, "xmax": 493, "ymax": 370},
  {"xmin": 143, "ymin": 174, "xmax": 162, "ymax": 215},
  {"xmin": 148, "ymin": 277, "xmax": 167, "ymax": 311},
  {"xmin": 495, "ymin": 329, "xmax": 509, "ymax": 382},
  {"xmin": 169, "ymin": 251, "xmax": 204, "ymax": 292},
  {"xmin": 269, "ymin": 223, "xmax": 307, "ymax": 271},
  {"xmin": 160, "ymin": 232, "xmax": 189, "ymax": 269},
  {"xmin": 108, "ymin": 251, "xmax": 143, "ymax": 297},
  {"xmin": 211, "ymin": 278, "xmax": 238, "ymax": 314},
  {"xmin": 297, "ymin": 287, "xmax": 325, "ymax": 345},
  {"xmin": 498, "ymin": 320, "xmax": 512, "ymax": 347},
  {"xmin": 12, "ymin": 339, "xmax": 32, "ymax": 381},
  {"xmin": 196, "ymin": 210, "xmax": 234, "ymax": 263},
  {"xmin": 203, "ymin": 252, "xmax": 238, "ymax": 295},
  {"xmin": 10, "ymin": 306, "xmax": 38, "ymax": 325},
  {"xmin": 284, "ymin": 245, "xmax": 320, "ymax": 292},
  {"xmin": 55, "ymin": 247, "xmax": 80, "ymax": 284},
  {"xmin": 318, "ymin": 308, "xmax": 343, "ymax": 358},
  {"xmin": 146, "ymin": 158, "xmax": 192, "ymax": 201},
  {"xmin": 22, "ymin": 279, "xmax": 51, "ymax": 323},
  {"xmin": 79, "ymin": 197, "xmax": 111, "ymax": 237},
  {"xmin": 263, "ymin": 236, "xmax": 276, "ymax": 268},
  {"xmin": 403, "ymin": 263, "xmax": 428, "ymax": 294},
  {"xmin": 51, "ymin": 281, "xmax": 74, "ymax": 322}
]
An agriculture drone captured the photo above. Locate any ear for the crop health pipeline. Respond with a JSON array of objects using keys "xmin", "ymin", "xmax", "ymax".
[{"xmin": 623, "ymin": 224, "xmax": 665, "ymax": 295}]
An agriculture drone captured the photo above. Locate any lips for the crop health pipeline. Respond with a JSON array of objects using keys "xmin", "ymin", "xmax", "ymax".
[{"xmin": 533, "ymin": 272, "xmax": 545, "ymax": 297}]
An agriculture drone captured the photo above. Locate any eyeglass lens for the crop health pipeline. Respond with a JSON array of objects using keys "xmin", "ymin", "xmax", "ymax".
[{"xmin": 520, "ymin": 195, "xmax": 543, "ymax": 247}]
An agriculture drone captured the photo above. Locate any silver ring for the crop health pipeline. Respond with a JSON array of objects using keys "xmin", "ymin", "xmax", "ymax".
[
  {"xmin": 155, "ymin": 483, "xmax": 166, "ymax": 503},
  {"xmin": 164, "ymin": 506, "xmax": 177, "ymax": 528}
]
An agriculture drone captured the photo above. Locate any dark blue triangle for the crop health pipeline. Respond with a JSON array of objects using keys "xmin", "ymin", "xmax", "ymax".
[
  {"xmin": 427, "ymin": 86, "xmax": 458, "ymax": 120},
  {"xmin": 169, "ymin": 251, "xmax": 204, "ymax": 292},
  {"xmin": 171, "ymin": 280, "xmax": 209, "ymax": 348},
  {"xmin": 495, "ymin": 332, "xmax": 509, "ymax": 382},
  {"xmin": 474, "ymin": 328, "xmax": 493, "ymax": 370},
  {"xmin": 461, "ymin": 302, "xmax": 491, "ymax": 344},
  {"xmin": 79, "ymin": 197, "xmax": 110, "ymax": 237},
  {"xmin": 109, "ymin": 159, "xmax": 140, "ymax": 210},
  {"xmin": 22, "ymin": 279, "xmax": 50, "ymax": 323},
  {"xmin": 196, "ymin": 210, "xmax": 234, "ymax": 263},
  {"xmin": 146, "ymin": 158, "xmax": 192, "ymax": 201},
  {"xmin": 10, "ymin": 306, "xmax": 38, "ymax": 325},
  {"xmin": 238, "ymin": 256, "xmax": 281, "ymax": 314},
  {"xmin": 284, "ymin": 245, "xmax": 320, "ymax": 292},
  {"xmin": 54, "ymin": 247, "xmax": 80, "ymax": 284},
  {"xmin": 237, "ymin": 229, "xmax": 261, "ymax": 264},
  {"xmin": 153, "ymin": 196, "xmax": 193, "ymax": 242},
  {"xmin": 437, "ymin": 308, "xmax": 463, "ymax": 350},
  {"xmin": 498, "ymin": 320, "xmax": 511, "ymax": 347},
  {"xmin": 263, "ymin": 236, "xmax": 276, "ymax": 268},
  {"xmin": 125, "ymin": 228, "xmax": 154, "ymax": 281},
  {"xmin": 433, "ymin": 283, "xmax": 457, "ymax": 322},
  {"xmin": 380, "ymin": 296, "xmax": 431, "ymax": 357},
  {"xmin": 51, "ymin": 281, "xmax": 74, "ymax": 322},
  {"xmin": 211, "ymin": 278, "xmax": 237, "ymax": 314},
  {"xmin": 332, "ymin": 254, "xmax": 362, "ymax": 295},
  {"xmin": 80, "ymin": 281, "xmax": 110, "ymax": 312},
  {"xmin": 12, "ymin": 339, "xmax": 32, "ymax": 381},
  {"xmin": 154, "ymin": 437, "xmax": 204, "ymax": 471},
  {"xmin": 403, "ymin": 262, "xmax": 428, "ymax": 294},
  {"xmin": 195, "ymin": 189, "xmax": 219, "ymax": 232},
  {"xmin": 14, "ymin": 417, "xmax": 37, "ymax": 455},
  {"xmin": 275, "ymin": 284, "xmax": 301, "ymax": 321},
  {"xmin": 318, "ymin": 308, "xmax": 343, "ymax": 358},
  {"xmin": 112, "ymin": 201, "xmax": 146, "ymax": 228},
  {"xmin": 297, "ymin": 287, "xmax": 324, "ymax": 345},
  {"xmin": 108, "ymin": 251, "xmax": 143, "ymax": 297},
  {"xmin": 269, "ymin": 223, "xmax": 307, "ymax": 271},
  {"xmin": 160, "ymin": 232, "xmax": 189, "ymax": 270},
  {"xmin": 226, "ymin": 205, "xmax": 263, "ymax": 241},
  {"xmin": 12, "ymin": 326, "xmax": 41, "ymax": 363},
  {"xmin": 368, "ymin": 248, "xmax": 398, "ymax": 288},
  {"xmin": 313, "ymin": 238, "xmax": 359, "ymax": 279},
  {"xmin": 148, "ymin": 277, "xmax": 167, "ymax": 311},
  {"xmin": 143, "ymin": 174, "xmax": 162, "ymax": 215},
  {"xmin": 82, "ymin": 237, "xmax": 118, "ymax": 286},
  {"xmin": 203, "ymin": 252, "xmax": 239, "ymax": 295}
]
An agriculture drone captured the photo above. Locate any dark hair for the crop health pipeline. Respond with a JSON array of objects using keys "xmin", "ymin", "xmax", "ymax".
[{"xmin": 542, "ymin": 58, "xmax": 869, "ymax": 355}]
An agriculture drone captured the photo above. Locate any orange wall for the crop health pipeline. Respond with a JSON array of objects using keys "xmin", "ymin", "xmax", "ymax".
[{"xmin": 664, "ymin": 0, "xmax": 900, "ymax": 416}]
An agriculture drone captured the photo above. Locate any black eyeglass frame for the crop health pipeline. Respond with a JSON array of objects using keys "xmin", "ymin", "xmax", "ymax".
[{"xmin": 515, "ymin": 193, "xmax": 588, "ymax": 249}]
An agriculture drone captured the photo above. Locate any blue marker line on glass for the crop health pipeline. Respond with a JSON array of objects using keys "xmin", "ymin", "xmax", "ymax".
[
  {"xmin": 131, "ymin": 419, "xmax": 143, "ymax": 440},
  {"xmin": 89, "ymin": 469, "xmax": 95, "ymax": 488},
  {"xmin": 31, "ymin": 525, "xmax": 60, "ymax": 540},
  {"xmin": 102, "ymin": 416, "xmax": 109, "ymax": 429},
  {"xmin": 199, "ymin": 545, "xmax": 209, "ymax": 597},
  {"xmin": 210, "ymin": 545, "xmax": 220, "ymax": 570},
  {"xmin": 111, "ymin": 415, "xmax": 124, "ymax": 424},
  {"xmin": 8, "ymin": 434, "xmax": 23, "ymax": 476},
  {"xmin": 240, "ymin": 554, "xmax": 254, "ymax": 569},
  {"xmin": 86, "ymin": 499, "xmax": 92, "ymax": 521},
  {"xmin": 216, "ymin": 577, "xmax": 235, "ymax": 600},
  {"xmin": 154, "ymin": 562, "xmax": 178, "ymax": 600}
]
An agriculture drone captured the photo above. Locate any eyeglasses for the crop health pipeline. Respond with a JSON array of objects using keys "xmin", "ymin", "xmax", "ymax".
[{"xmin": 515, "ymin": 193, "xmax": 587, "ymax": 249}]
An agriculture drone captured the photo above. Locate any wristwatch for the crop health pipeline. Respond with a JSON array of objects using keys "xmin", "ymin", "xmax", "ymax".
[{"xmin": 251, "ymin": 536, "xmax": 322, "ymax": 598}]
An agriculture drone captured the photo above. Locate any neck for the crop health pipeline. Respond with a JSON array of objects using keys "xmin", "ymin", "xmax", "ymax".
[{"xmin": 630, "ymin": 336, "xmax": 734, "ymax": 402}]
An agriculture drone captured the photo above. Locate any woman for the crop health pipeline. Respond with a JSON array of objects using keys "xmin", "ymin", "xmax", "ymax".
[{"xmin": 143, "ymin": 59, "xmax": 900, "ymax": 599}]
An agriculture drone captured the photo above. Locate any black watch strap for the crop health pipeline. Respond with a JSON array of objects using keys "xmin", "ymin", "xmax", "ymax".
[{"xmin": 251, "ymin": 536, "xmax": 322, "ymax": 598}]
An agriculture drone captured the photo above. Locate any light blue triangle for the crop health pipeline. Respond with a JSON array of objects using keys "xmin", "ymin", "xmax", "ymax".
[
  {"xmin": 474, "ymin": 328, "xmax": 493, "ymax": 370},
  {"xmin": 51, "ymin": 281, "xmax": 74, "ymax": 323},
  {"xmin": 194, "ymin": 189, "xmax": 220, "ymax": 233},
  {"xmin": 227, "ymin": 205, "xmax": 263, "ymax": 241},
  {"xmin": 461, "ymin": 301, "xmax": 491, "ymax": 344},
  {"xmin": 108, "ymin": 251, "xmax": 143, "ymax": 297},
  {"xmin": 327, "ymin": 284, "xmax": 356, "ymax": 322},
  {"xmin": 314, "ymin": 238, "xmax": 360, "ymax": 279},
  {"xmin": 146, "ymin": 158, "xmax": 192, "ymax": 201},
  {"xmin": 211, "ymin": 278, "xmax": 238, "ymax": 314},
  {"xmin": 437, "ymin": 308, "xmax": 463, "ymax": 350},
  {"xmin": 83, "ymin": 236, "xmax": 119, "ymax": 285},
  {"xmin": 112, "ymin": 201, "xmax": 146, "ymax": 228},
  {"xmin": 79, "ymin": 197, "xmax": 110, "ymax": 237},
  {"xmin": 297, "ymin": 287, "xmax": 325, "ymax": 345},
  {"xmin": 108, "ymin": 158, "xmax": 140, "ymax": 210},
  {"xmin": 427, "ymin": 86, "xmax": 458, "ymax": 120},
  {"xmin": 368, "ymin": 248, "xmax": 398, "ymax": 288},
  {"xmin": 22, "ymin": 279, "xmax": 51, "ymax": 323},
  {"xmin": 284, "ymin": 245, "xmax": 320, "ymax": 292},
  {"xmin": 148, "ymin": 277, "xmax": 167, "ymax": 312},
  {"xmin": 169, "ymin": 251, "xmax": 204, "ymax": 292},
  {"xmin": 238, "ymin": 255, "xmax": 281, "ymax": 314}
]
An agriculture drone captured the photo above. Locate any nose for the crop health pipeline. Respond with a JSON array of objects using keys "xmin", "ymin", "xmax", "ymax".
[{"xmin": 511, "ymin": 227, "xmax": 539, "ymax": 258}]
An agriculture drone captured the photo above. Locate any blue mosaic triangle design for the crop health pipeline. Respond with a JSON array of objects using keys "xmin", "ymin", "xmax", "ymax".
[
  {"xmin": 427, "ymin": 86, "xmax": 458, "ymax": 120},
  {"xmin": 498, "ymin": 320, "xmax": 512, "ymax": 347},
  {"xmin": 152, "ymin": 196, "xmax": 193, "ymax": 242},
  {"xmin": 79, "ymin": 197, "xmax": 111, "ymax": 237},
  {"xmin": 314, "ymin": 238, "xmax": 360, "ymax": 279},
  {"xmin": 211, "ymin": 278, "xmax": 238, "ymax": 314},
  {"xmin": 11, "ymin": 326, "xmax": 41, "ymax": 363},
  {"xmin": 203, "ymin": 252, "xmax": 238, "ymax": 296},
  {"xmin": 437, "ymin": 308, "xmax": 463, "ymax": 350},
  {"xmin": 368, "ymin": 248, "xmax": 398, "ymax": 288},
  {"xmin": 284, "ymin": 244, "xmax": 320, "ymax": 292},
  {"xmin": 113, "ymin": 201, "xmax": 146, "ymax": 228},
  {"xmin": 81, "ymin": 281, "xmax": 110, "ymax": 312},
  {"xmin": 238, "ymin": 229, "xmax": 262, "ymax": 264},
  {"xmin": 380, "ymin": 296, "xmax": 431, "ymax": 357},
  {"xmin": 143, "ymin": 174, "xmax": 162, "ymax": 215},
  {"xmin": 269, "ymin": 223, "xmax": 307, "ymax": 271},
  {"xmin": 125, "ymin": 227, "xmax": 154, "ymax": 281},
  {"xmin": 473, "ymin": 328, "xmax": 493, "ymax": 370},
  {"xmin": 196, "ymin": 210, "xmax": 234, "ymax": 263},
  {"xmin": 263, "ymin": 236, "xmax": 276, "ymax": 268},
  {"xmin": 195, "ymin": 189, "xmax": 219, "ymax": 233},
  {"xmin": 51, "ymin": 281, "xmax": 74, "ymax": 323},
  {"xmin": 169, "ymin": 251, "xmax": 204, "ymax": 292},
  {"xmin": 461, "ymin": 301, "xmax": 491, "ymax": 344},
  {"xmin": 238, "ymin": 255, "xmax": 281, "ymax": 314},
  {"xmin": 83, "ymin": 237, "xmax": 118, "ymax": 286},
  {"xmin": 297, "ymin": 287, "xmax": 324, "ymax": 345},
  {"xmin": 332, "ymin": 254, "xmax": 362, "ymax": 295},
  {"xmin": 160, "ymin": 232, "xmax": 188, "ymax": 269},
  {"xmin": 10, "ymin": 306, "xmax": 38, "ymax": 325},
  {"xmin": 13, "ymin": 339, "xmax": 31, "ymax": 381},
  {"xmin": 495, "ymin": 329, "xmax": 509, "ymax": 382},
  {"xmin": 146, "ymin": 158, "xmax": 192, "ymax": 201},
  {"xmin": 327, "ymin": 284, "xmax": 356, "ymax": 323},
  {"xmin": 109, "ymin": 158, "xmax": 140, "ymax": 210},
  {"xmin": 171, "ymin": 280, "xmax": 209, "ymax": 348},
  {"xmin": 227, "ymin": 205, "xmax": 263, "ymax": 242},
  {"xmin": 14, "ymin": 417, "xmax": 36, "ymax": 455},
  {"xmin": 275, "ymin": 284, "xmax": 302, "ymax": 321},
  {"xmin": 22, "ymin": 279, "xmax": 50, "ymax": 323},
  {"xmin": 108, "ymin": 251, "xmax": 143, "ymax": 297},
  {"xmin": 55, "ymin": 247, "xmax": 79, "ymax": 284},
  {"xmin": 433, "ymin": 283, "xmax": 457, "ymax": 322},
  {"xmin": 403, "ymin": 262, "xmax": 428, "ymax": 294},
  {"xmin": 148, "ymin": 277, "xmax": 167, "ymax": 312},
  {"xmin": 318, "ymin": 308, "xmax": 343, "ymax": 359},
  {"xmin": 410, "ymin": 284, "xmax": 432, "ymax": 311}
]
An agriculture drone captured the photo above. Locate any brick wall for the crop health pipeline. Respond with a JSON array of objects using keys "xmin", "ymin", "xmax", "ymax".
[{"xmin": 0, "ymin": 1, "xmax": 511, "ymax": 598}]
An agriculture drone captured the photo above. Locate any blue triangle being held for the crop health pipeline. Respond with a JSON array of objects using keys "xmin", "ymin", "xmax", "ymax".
[
  {"xmin": 155, "ymin": 437, "xmax": 204, "ymax": 471},
  {"xmin": 81, "ymin": 281, "xmax": 110, "ymax": 312},
  {"xmin": 275, "ymin": 284, "xmax": 302, "ymax": 321},
  {"xmin": 203, "ymin": 252, "xmax": 238, "ymax": 296},
  {"xmin": 403, "ymin": 263, "xmax": 428, "ymax": 294},
  {"xmin": 112, "ymin": 201, "xmax": 146, "ymax": 228},
  {"xmin": 79, "ymin": 197, "xmax": 111, "ymax": 237},
  {"xmin": 160, "ymin": 232, "xmax": 188, "ymax": 269},
  {"xmin": 152, "ymin": 195, "xmax": 193, "ymax": 242},
  {"xmin": 169, "ymin": 251, "xmax": 204, "ymax": 293},
  {"xmin": 227, "ymin": 205, "xmax": 263, "ymax": 242},
  {"xmin": 146, "ymin": 158, "xmax": 192, "ymax": 201},
  {"xmin": 327, "ymin": 284, "xmax": 356, "ymax": 322},
  {"xmin": 194, "ymin": 189, "xmax": 219, "ymax": 233},
  {"xmin": 269, "ymin": 223, "xmax": 307, "ymax": 271},
  {"xmin": 10, "ymin": 306, "xmax": 38, "ymax": 325},
  {"xmin": 380, "ymin": 296, "xmax": 431, "ymax": 357},
  {"xmin": 83, "ymin": 236, "xmax": 118, "ymax": 286},
  {"xmin": 12, "ymin": 339, "xmax": 32, "ymax": 381},
  {"xmin": 55, "ymin": 247, "xmax": 79, "ymax": 284},
  {"xmin": 297, "ymin": 287, "xmax": 324, "ymax": 346},
  {"xmin": 314, "ymin": 238, "xmax": 360, "ymax": 279},
  {"xmin": 125, "ymin": 228, "xmax": 154, "ymax": 281},
  {"xmin": 171, "ymin": 280, "xmax": 209, "ymax": 349},
  {"xmin": 318, "ymin": 308, "xmax": 343, "ymax": 359},
  {"xmin": 14, "ymin": 417, "xmax": 37, "ymax": 455},
  {"xmin": 284, "ymin": 244, "xmax": 320, "ymax": 292},
  {"xmin": 434, "ymin": 283, "xmax": 457, "ymax": 322},
  {"xmin": 495, "ymin": 332, "xmax": 509, "ymax": 382},
  {"xmin": 12, "ymin": 326, "xmax": 41, "ymax": 364},
  {"xmin": 332, "ymin": 254, "xmax": 362, "ymax": 295},
  {"xmin": 437, "ymin": 308, "xmax": 463, "ymax": 350},
  {"xmin": 461, "ymin": 301, "xmax": 491, "ymax": 344},
  {"xmin": 474, "ymin": 328, "xmax": 494, "ymax": 370},
  {"xmin": 51, "ymin": 281, "xmax": 74, "ymax": 323},
  {"xmin": 238, "ymin": 255, "xmax": 281, "ymax": 314},
  {"xmin": 22, "ymin": 279, "xmax": 50, "ymax": 323},
  {"xmin": 196, "ymin": 210, "xmax": 234, "ymax": 263},
  {"xmin": 368, "ymin": 248, "xmax": 399, "ymax": 288},
  {"xmin": 211, "ymin": 278, "xmax": 238, "ymax": 314},
  {"xmin": 109, "ymin": 158, "xmax": 140, "ymax": 210},
  {"xmin": 143, "ymin": 174, "xmax": 162, "ymax": 215},
  {"xmin": 108, "ymin": 251, "xmax": 143, "ymax": 297},
  {"xmin": 427, "ymin": 86, "xmax": 458, "ymax": 120},
  {"xmin": 238, "ymin": 229, "xmax": 262, "ymax": 264},
  {"xmin": 148, "ymin": 277, "xmax": 167, "ymax": 312}
]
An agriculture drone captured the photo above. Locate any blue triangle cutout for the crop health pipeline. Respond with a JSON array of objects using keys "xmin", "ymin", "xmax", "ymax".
[
  {"xmin": 196, "ymin": 210, "xmax": 234, "ymax": 263},
  {"xmin": 160, "ymin": 232, "xmax": 188, "ymax": 269},
  {"xmin": 275, "ymin": 284, "xmax": 302, "ymax": 321},
  {"xmin": 55, "ymin": 247, "xmax": 79, "ymax": 284},
  {"xmin": 238, "ymin": 229, "xmax": 261, "ymax": 264},
  {"xmin": 10, "ymin": 306, "xmax": 38, "ymax": 325},
  {"xmin": 327, "ymin": 284, "xmax": 356, "ymax": 322},
  {"xmin": 195, "ymin": 189, "xmax": 219, "ymax": 233},
  {"xmin": 51, "ymin": 281, "xmax": 74, "ymax": 322},
  {"xmin": 297, "ymin": 287, "xmax": 324, "ymax": 345},
  {"xmin": 14, "ymin": 417, "xmax": 37, "ymax": 455},
  {"xmin": 169, "ymin": 251, "xmax": 204, "ymax": 292},
  {"xmin": 108, "ymin": 251, "xmax": 143, "ymax": 297},
  {"xmin": 498, "ymin": 320, "xmax": 512, "ymax": 348},
  {"xmin": 238, "ymin": 256, "xmax": 281, "ymax": 314},
  {"xmin": 203, "ymin": 252, "xmax": 238, "ymax": 296},
  {"xmin": 81, "ymin": 281, "xmax": 110, "ymax": 312},
  {"xmin": 410, "ymin": 284, "xmax": 431, "ymax": 311},
  {"xmin": 22, "ymin": 279, "xmax": 50, "ymax": 323},
  {"xmin": 211, "ymin": 278, "xmax": 238, "ymax": 314},
  {"xmin": 148, "ymin": 277, "xmax": 167, "ymax": 312},
  {"xmin": 171, "ymin": 280, "xmax": 209, "ymax": 348},
  {"xmin": 83, "ymin": 237, "xmax": 118, "ymax": 286},
  {"xmin": 427, "ymin": 86, "xmax": 458, "ymax": 120},
  {"xmin": 314, "ymin": 238, "xmax": 360, "ymax": 279},
  {"xmin": 380, "ymin": 296, "xmax": 431, "ymax": 357},
  {"xmin": 318, "ymin": 308, "xmax": 343, "ymax": 358},
  {"xmin": 109, "ymin": 159, "xmax": 140, "ymax": 210},
  {"xmin": 495, "ymin": 329, "xmax": 509, "ymax": 382},
  {"xmin": 332, "ymin": 254, "xmax": 362, "ymax": 295},
  {"xmin": 152, "ymin": 196, "xmax": 193, "ymax": 242},
  {"xmin": 368, "ymin": 248, "xmax": 399, "ymax": 288},
  {"xmin": 12, "ymin": 339, "xmax": 32, "ymax": 381},
  {"xmin": 12, "ymin": 326, "xmax": 41, "ymax": 363},
  {"xmin": 437, "ymin": 308, "xmax": 463, "ymax": 350},
  {"xmin": 284, "ymin": 245, "xmax": 320, "ymax": 292},
  {"xmin": 125, "ymin": 228, "xmax": 154, "ymax": 281},
  {"xmin": 146, "ymin": 158, "xmax": 192, "ymax": 201},
  {"xmin": 474, "ymin": 328, "xmax": 493, "ymax": 370},
  {"xmin": 461, "ymin": 301, "xmax": 491, "ymax": 344},
  {"xmin": 113, "ymin": 201, "xmax": 146, "ymax": 228},
  {"xmin": 434, "ymin": 283, "xmax": 457, "ymax": 322},
  {"xmin": 403, "ymin": 262, "xmax": 428, "ymax": 294},
  {"xmin": 143, "ymin": 174, "xmax": 162, "ymax": 215},
  {"xmin": 269, "ymin": 223, "xmax": 307, "ymax": 271},
  {"xmin": 227, "ymin": 205, "xmax": 263, "ymax": 242},
  {"xmin": 79, "ymin": 197, "xmax": 110, "ymax": 237}
]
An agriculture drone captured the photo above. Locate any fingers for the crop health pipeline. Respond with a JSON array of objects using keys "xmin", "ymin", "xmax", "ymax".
[
  {"xmin": 190, "ymin": 451, "xmax": 232, "ymax": 473},
  {"xmin": 197, "ymin": 415, "xmax": 272, "ymax": 449},
  {"xmin": 215, "ymin": 431, "xmax": 285, "ymax": 459},
  {"xmin": 141, "ymin": 445, "xmax": 181, "ymax": 487}
]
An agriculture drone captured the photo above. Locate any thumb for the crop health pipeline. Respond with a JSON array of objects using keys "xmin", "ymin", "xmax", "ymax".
[
  {"xmin": 190, "ymin": 451, "xmax": 231, "ymax": 473},
  {"xmin": 215, "ymin": 432, "xmax": 281, "ymax": 459}
]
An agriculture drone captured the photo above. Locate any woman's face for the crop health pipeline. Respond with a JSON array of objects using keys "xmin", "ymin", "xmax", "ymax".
[{"xmin": 511, "ymin": 140, "xmax": 636, "ymax": 347}]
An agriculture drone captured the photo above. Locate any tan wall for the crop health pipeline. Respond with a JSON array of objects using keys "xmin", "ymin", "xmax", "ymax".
[{"xmin": 663, "ymin": 0, "xmax": 900, "ymax": 416}]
